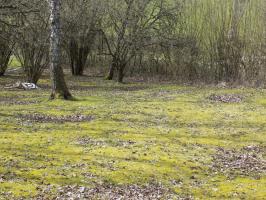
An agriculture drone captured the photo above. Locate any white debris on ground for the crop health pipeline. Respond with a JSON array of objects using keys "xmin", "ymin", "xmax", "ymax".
[{"xmin": 4, "ymin": 81, "xmax": 39, "ymax": 90}]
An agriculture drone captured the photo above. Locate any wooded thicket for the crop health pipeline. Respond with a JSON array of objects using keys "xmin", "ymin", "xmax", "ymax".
[
  {"xmin": 0, "ymin": 0, "xmax": 265, "ymax": 85},
  {"xmin": 1, "ymin": 1, "xmax": 266, "ymax": 198}
]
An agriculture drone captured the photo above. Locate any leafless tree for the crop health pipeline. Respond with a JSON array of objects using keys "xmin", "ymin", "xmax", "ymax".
[
  {"xmin": 102, "ymin": 0, "xmax": 178, "ymax": 82},
  {"xmin": 0, "ymin": 27, "xmax": 14, "ymax": 76},
  {"xmin": 61, "ymin": 0, "xmax": 103, "ymax": 76},
  {"xmin": 14, "ymin": 2, "xmax": 50, "ymax": 84}
]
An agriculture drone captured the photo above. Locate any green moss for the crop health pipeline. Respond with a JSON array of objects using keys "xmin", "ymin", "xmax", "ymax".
[
  {"xmin": 0, "ymin": 76, "xmax": 266, "ymax": 198},
  {"xmin": 0, "ymin": 182, "xmax": 38, "ymax": 197}
]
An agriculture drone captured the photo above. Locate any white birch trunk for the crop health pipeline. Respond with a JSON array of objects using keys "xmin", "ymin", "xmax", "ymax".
[{"xmin": 49, "ymin": 0, "xmax": 72, "ymax": 99}]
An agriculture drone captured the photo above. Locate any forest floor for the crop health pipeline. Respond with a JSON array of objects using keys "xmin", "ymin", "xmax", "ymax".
[{"xmin": 0, "ymin": 74, "xmax": 266, "ymax": 199}]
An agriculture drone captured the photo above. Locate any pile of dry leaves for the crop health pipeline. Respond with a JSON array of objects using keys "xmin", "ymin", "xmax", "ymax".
[
  {"xmin": 35, "ymin": 184, "xmax": 192, "ymax": 200},
  {"xmin": 208, "ymin": 94, "xmax": 244, "ymax": 103},
  {"xmin": 211, "ymin": 146, "xmax": 266, "ymax": 178},
  {"xmin": 75, "ymin": 136, "xmax": 136, "ymax": 147},
  {"xmin": 17, "ymin": 113, "xmax": 94, "ymax": 123}
]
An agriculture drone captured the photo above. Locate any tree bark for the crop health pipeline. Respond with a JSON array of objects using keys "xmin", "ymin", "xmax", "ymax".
[
  {"xmin": 69, "ymin": 38, "xmax": 89, "ymax": 76},
  {"xmin": 117, "ymin": 64, "xmax": 126, "ymax": 83},
  {"xmin": 106, "ymin": 58, "xmax": 116, "ymax": 80},
  {"xmin": 26, "ymin": 70, "xmax": 42, "ymax": 84},
  {"xmin": 0, "ymin": 68, "xmax": 5, "ymax": 76},
  {"xmin": 0, "ymin": 65, "xmax": 8, "ymax": 76},
  {"xmin": 69, "ymin": 26, "xmax": 96, "ymax": 76},
  {"xmin": 69, "ymin": 37, "xmax": 78, "ymax": 75},
  {"xmin": 49, "ymin": 0, "xmax": 72, "ymax": 100},
  {"xmin": 0, "ymin": 46, "xmax": 12, "ymax": 77}
]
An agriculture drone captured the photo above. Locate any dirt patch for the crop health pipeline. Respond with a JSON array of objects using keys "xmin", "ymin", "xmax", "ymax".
[
  {"xmin": 0, "ymin": 95, "xmax": 41, "ymax": 106},
  {"xmin": 211, "ymin": 146, "xmax": 266, "ymax": 178},
  {"xmin": 17, "ymin": 113, "xmax": 94, "ymax": 123},
  {"xmin": 75, "ymin": 137, "xmax": 107, "ymax": 146},
  {"xmin": 36, "ymin": 184, "xmax": 192, "ymax": 200},
  {"xmin": 75, "ymin": 136, "xmax": 136, "ymax": 147},
  {"xmin": 208, "ymin": 94, "xmax": 244, "ymax": 103},
  {"xmin": 146, "ymin": 90, "xmax": 186, "ymax": 101},
  {"xmin": 68, "ymin": 85, "xmax": 149, "ymax": 92},
  {"xmin": 0, "ymin": 99, "xmax": 41, "ymax": 106},
  {"xmin": 0, "ymin": 173, "xmax": 24, "ymax": 184}
]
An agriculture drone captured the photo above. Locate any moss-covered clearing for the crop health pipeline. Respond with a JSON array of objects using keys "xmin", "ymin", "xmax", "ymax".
[{"xmin": 0, "ymin": 75, "xmax": 266, "ymax": 199}]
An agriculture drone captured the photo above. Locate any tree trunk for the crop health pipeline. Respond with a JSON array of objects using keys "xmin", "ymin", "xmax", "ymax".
[
  {"xmin": 117, "ymin": 64, "xmax": 126, "ymax": 83},
  {"xmin": 49, "ymin": 0, "xmax": 72, "ymax": 100},
  {"xmin": 26, "ymin": 69, "xmax": 42, "ymax": 84},
  {"xmin": 69, "ymin": 27, "xmax": 96, "ymax": 76},
  {"xmin": 69, "ymin": 38, "xmax": 78, "ymax": 75},
  {"xmin": 106, "ymin": 59, "xmax": 116, "ymax": 80},
  {"xmin": 0, "ymin": 61, "xmax": 8, "ymax": 76},
  {"xmin": 69, "ymin": 38, "xmax": 88, "ymax": 76},
  {"xmin": 0, "ymin": 47, "xmax": 12, "ymax": 77},
  {"xmin": 77, "ymin": 46, "xmax": 88, "ymax": 75},
  {"xmin": 0, "ymin": 60, "xmax": 9, "ymax": 76}
]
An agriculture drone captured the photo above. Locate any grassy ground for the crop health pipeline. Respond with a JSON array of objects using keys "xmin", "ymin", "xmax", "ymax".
[{"xmin": 0, "ymin": 74, "xmax": 266, "ymax": 199}]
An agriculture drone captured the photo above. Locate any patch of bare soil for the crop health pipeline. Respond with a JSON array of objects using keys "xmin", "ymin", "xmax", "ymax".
[
  {"xmin": 0, "ymin": 95, "xmax": 41, "ymax": 106},
  {"xmin": 36, "ymin": 184, "xmax": 192, "ymax": 200},
  {"xmin": 75, "ymin": 136, "xmax": 136, "ymax": 147},
  {"xmin": 211, "ymin": 146, "xmax": 266, "ymax": 178},
  {"xmin": 208, "ymin": 94, "xmax": 244, "ymax": 103},
  {"xmin": 147, "ymin": 90, "xmax": 192, "ymax": 101},
  {"xmin": 17, "ymin": 113, "xmax": 94, "ymax": 123},
  {"xmin": 75, "ymin": 137, "xmax": 107, "ymax": 146},
  {"xmin": 0, "ymin": 99, "xmax": 41, "ymax": 106},
  {"xmin": 67, "ymin": 85, "xmax": 149, "ymax": 92}
]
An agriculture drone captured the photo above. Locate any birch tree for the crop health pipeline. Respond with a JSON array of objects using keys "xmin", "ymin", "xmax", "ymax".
[{"xmin": 49, "ymin": 0, "xmax": 72, "ymax": 99}]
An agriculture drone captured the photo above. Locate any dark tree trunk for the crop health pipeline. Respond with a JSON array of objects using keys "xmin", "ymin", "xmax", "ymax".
[
  {"xmin": 117, "ymin": 64, "xmax": 126, "ymax": 83},
  {"xmin": 69, "ymin": 38, "xmax": 89, "ymax": 76},
  {"xmin": 106, "ymin": 58, "xmax": 116, "ymax": 80},
  {"xmin": 26, "ymin": 70, "xmax": 42, "ymax": 84},
  {"xmin": 0, "ymin": 70, "xmax": 5, "ymax": 76},
  {"xmin": 0, "ymin": 62, "xmax": 8, "ymax": 76},
  {"xmin": 21, "ymin": 48, "xmax": 48, "ymax": 84},
  {"xmin": 0, "ymin": 48, "xmax": 12, "ymax": 77},
  {"xmin": 49, "ymin": 0, "xmax": 72, "ymax": 100},
  {"xmin": 69, "ymin": 38, "xmax": 78, "ymax": 75},
  {"xmin": 69, "ymin": 27, "xmax": 96, "ymax": 76}
]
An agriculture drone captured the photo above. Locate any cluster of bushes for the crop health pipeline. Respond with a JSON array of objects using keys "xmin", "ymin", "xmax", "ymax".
[{"xmin": 0, "ymin": 0, "xmax": 265, "ymax": 85}]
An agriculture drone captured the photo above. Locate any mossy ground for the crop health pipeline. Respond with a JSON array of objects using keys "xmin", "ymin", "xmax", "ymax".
[{"xmin": 0, "ymin": 74, "xmax": 266, "ymax": 199}]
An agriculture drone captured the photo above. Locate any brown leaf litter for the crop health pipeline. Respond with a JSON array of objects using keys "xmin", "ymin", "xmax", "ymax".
[
  {"xmin": 17, "ymin": 113, "xmax": 94, "ymax": 123},
  {"xmin": 208, "ymin": 94, "xmax": 244, "ymax": 103},
  {"xmin": 211, "ymin": 145, "xmax": 266, "ymax": 178},
  {"xmin": 35, "ymin": 184, "xmax": 193, "ymax": 200}
]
